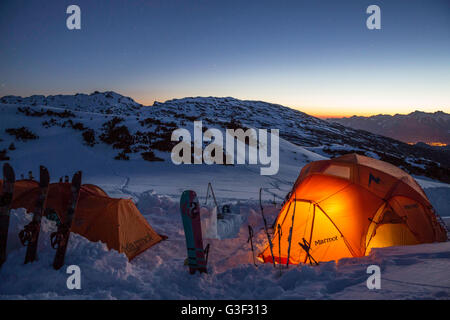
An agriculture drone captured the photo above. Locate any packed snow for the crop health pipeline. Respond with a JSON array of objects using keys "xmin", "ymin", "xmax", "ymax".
[
  {"xmin": 0, "ymin": 92, "xmax": 449, "ymax": 300},
  {"xmin": 1, "ymin": 200, "xmax": 449, "ymax": 300}
]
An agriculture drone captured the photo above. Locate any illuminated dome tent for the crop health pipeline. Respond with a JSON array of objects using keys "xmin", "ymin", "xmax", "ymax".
[{"xmin": 258, "ymin": 154, "xmax": 447, "ymax": 265}]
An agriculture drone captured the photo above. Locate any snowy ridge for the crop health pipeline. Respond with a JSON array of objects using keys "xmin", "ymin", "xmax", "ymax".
[
  {"xmin": 1, "ymin": 91, "xmax": 448, "ymax": 183},
  {"xmin": 329, "ymin": 110, "xmax": 450, "ymax": 145},
  {"xmin": 0, "ymin": 91, "xmax": 143, "ymax": 115}
]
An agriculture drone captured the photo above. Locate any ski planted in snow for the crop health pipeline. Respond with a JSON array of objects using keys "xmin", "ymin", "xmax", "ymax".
[
  {"xmin": 51, "ymin": 171, "xmax": 82, "ymax": 270},
  {"xmin": 0, "ymin": 163, "xmax": 16, "ymax": 267},
  {"xmin": 180, "ymin": 190, "xmax": 208, "ymax": 274},
  {"xmin": 19, "ymin": 166, "xmax": 50, "ymax": 264}
]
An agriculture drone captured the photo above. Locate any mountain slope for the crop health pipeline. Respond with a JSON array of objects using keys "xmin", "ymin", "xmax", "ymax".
[
  {"xmin": 328, "ymin": 111, "xmax": 450, "ymax": 145},
  {"xmin": 0, "ymin": 92, "xmax": 449, "ymax": 184}
]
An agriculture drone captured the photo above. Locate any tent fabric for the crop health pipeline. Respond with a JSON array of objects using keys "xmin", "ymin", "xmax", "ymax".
[
  {"xmin": 0, "ymin": 180, "xmax": 165, "ymax": 260},
  {"xmin": 259, "ymin": 154, "xmax": 447, "ymax": 264}
]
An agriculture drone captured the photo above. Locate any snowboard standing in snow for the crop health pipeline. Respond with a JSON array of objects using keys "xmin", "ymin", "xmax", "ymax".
[
  {"xmin": 0, "ymin": 163, "xmax": 15, "ymax": 267},
  {"xmin": 180, "ymin": 190, "xmax": 209, "ymax": 274},
  {"xmin": 50, "ymin": 171, "xmax": 82, "ymax": 270},
  {"xmin": 19, "ymin": 166, "xmax": 50, "ymax": 264}
]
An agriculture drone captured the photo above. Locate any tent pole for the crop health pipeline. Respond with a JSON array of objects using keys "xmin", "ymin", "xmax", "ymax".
[
  {"xmin": 277, "ymin": 223, "xmax": 282, "ymax": 275},
  {"xmin": 286, "ymin": 193, "xmax": 297, "ymax": 268}
]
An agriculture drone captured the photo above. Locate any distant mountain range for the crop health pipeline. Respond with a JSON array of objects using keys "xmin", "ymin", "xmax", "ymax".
[{"xmin": 328, "ymin": 111, "xmax": 450, "ymax": 145}]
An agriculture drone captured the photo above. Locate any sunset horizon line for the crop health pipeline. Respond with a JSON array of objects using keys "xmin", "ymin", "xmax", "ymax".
[
  {"xmin": 1, "ymin": 89, "xmax": 446, "ymax": 120},
  {"xmin": 133, "ymin": 96, "xmax": 447, "ymax": 120}
]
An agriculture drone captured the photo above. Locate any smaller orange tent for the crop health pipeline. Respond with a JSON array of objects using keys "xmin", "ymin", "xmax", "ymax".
[
  {"xmin": 0, "ymin": 180, "xmax": 166, "ymax": 260},
  {"xmin": 259, "ymin": 154, "xmax": 448, "ymax": 265}
]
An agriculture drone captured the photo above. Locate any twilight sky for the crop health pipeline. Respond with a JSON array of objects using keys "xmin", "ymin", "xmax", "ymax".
[{"xmin": 0, "ymin": 0, "xmax": 449, "ymax": 117}]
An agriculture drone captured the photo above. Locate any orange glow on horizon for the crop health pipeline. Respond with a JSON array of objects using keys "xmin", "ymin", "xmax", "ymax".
[
  {"xmin": 428, "ymin": 142, "xmax": 447, "ymax": 147},
  {"xmin": 132, "ymin": 95, "xmax": 434, "ymax": 120},
  {"xmin": 407, "ymin": 142, "xmax": 447, "ymax": 146},
  {"xmin": 310, "ymin": 113, "xmax": 371, "ymax": 119},
  {"xmin": 136, "ymin": 99, "xmax": 390, "ymax": 119}
]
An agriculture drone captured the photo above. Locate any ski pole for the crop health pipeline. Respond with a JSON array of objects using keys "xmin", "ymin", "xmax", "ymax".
[
  {"xmin": 205, "ymin": 182, "xmax": 218, "ymax": 208},
  {"xmin": 299, "ymin": 238, "xmax": 318, "ymax": 266},
  {"xmin": 260, "ymin": 188, "xmax": 276, "ymax": 267},
  {"xmin": 247, "ymin": 225, "xmax": 257, "ymax": 267},
  {"xmin": 204, "ymin": 243, "xmax": 210, "ymax": 266}
]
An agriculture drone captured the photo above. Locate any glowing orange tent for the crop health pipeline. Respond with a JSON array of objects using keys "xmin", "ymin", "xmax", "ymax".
[
  {"xmin": 259, "ymin": 154, "xmax": 447, "ymax": 264},
  {"xmin": 0, "ymin": 180, "xmax": 166, "ymax": 260}
]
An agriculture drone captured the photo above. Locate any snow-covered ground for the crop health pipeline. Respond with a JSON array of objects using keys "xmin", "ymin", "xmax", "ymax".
[
  {"xmin": 0, "ymin": 202, "xmax": 449, "ymax": 300},
  {"xmin": 0, "ymin": 93, "xmax": 449, "ymax": 299}
]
